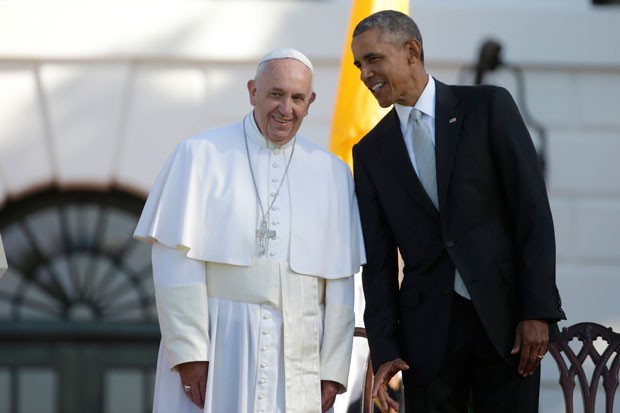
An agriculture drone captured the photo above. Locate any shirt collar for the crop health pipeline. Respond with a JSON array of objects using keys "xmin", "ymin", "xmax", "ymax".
[
  {"xmin": 244, "ymin": 111, "xmax": 296, "ymax": 150},
  {"xmin": 394, "ymin": 74, "xmax": 436, "ymax": 131}
]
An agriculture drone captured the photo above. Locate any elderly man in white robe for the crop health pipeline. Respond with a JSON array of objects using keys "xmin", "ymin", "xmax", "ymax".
[{"xmin": 134, "ymin": 48, "xmax": 366, "ymax": 413}]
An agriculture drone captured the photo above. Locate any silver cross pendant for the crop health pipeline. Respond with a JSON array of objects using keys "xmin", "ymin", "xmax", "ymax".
[{"xmin": 256, "ymin": 219, "xmax": 276, "ymax": 256}]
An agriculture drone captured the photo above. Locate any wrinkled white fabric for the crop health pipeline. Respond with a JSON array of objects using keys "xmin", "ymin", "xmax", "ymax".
[
  {"xmin": 152, "ymin": 296, "xmax": 286, "ymax": 413},
  {"xmin": 155, "ymin": 284, "xmax": 210, "ymax": 369},
  {"xmin": 141, "ymin": 112, "xmax": 364, "ymax": 412},
  {"xmin": 134, "ymin": 113, "xmax": 365, "ymax": 278},
  {"xmin": 152, "ymin": 243, "xmax": 206, "ymax": 289},
  {"xmin": 151, "ymin": 245, "xmax": 354, "ymax": 413}
]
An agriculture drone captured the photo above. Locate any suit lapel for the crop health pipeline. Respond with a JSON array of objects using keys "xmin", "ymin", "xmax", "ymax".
[
  {"xmin": 378, "ymin": 109, "xmax": 438, "ymax": 216},
  {"xmin": 434, "ymin": 81, "xmax": 462, "ymax": 211}
]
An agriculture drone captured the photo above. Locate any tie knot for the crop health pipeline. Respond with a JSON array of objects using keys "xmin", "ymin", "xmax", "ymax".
[{"xmin": 410, "ymin": 108, "xmax": 422, "ymax": 122}]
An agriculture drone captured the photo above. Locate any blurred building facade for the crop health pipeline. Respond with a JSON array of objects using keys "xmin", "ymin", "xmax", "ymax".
[{"xmin": 0, "ymin": 1, "xmax": 618, "ymax": 412}]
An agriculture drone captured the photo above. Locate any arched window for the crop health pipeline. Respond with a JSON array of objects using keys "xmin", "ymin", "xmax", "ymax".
[{"xmin": 0, "ymin": 187, "xmax": 158, "ymax": 413}]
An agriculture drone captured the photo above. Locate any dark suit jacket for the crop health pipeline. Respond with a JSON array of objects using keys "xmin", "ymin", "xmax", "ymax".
[{"xmin": 352, "ymin": 80, "xmax": 566, "ymax": 385}]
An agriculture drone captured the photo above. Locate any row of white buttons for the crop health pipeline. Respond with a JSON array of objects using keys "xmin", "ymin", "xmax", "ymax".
[
  {"xmin": 255, "ymin": 305, "xmax": 277, "ymax": 412},
  {"xmin": 268, "ymin": 151, "xmax": 285, "ymax": 258}
]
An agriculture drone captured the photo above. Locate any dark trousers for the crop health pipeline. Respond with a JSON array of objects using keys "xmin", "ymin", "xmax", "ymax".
[{"xmin": 402, "ymin": 294, "xmax": 540, "ymax": 413}]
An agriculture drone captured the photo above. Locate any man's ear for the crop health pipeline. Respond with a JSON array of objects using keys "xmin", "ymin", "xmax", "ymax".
[
  {"xmin": 304, "ymin": 91, "xmax": 317, "ymax": 116},
  {"xmin": 309, "ymin": 91, "xmax": 317, "ymax": 105},
  {"xmin": 247, "ymin": 79, "xmax": 257, "ymax": 105},
  {"xmin": 407, "ymin": 39, "xmax": 423, "ymax": 64}
]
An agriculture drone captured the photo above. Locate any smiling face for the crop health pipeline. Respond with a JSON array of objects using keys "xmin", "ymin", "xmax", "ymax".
[
  {"xmin": 247, "ymin": 58, "xmax": 316, "ymax": 145},
  {"xmin": 352, "ymin": 28, "xmax": 426, "ymax": 108}
]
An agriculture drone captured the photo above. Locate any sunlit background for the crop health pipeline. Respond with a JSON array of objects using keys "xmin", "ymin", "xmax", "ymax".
[{"xmin": 0, "ymin": 1, "xmax": 618, "ymax": 412}]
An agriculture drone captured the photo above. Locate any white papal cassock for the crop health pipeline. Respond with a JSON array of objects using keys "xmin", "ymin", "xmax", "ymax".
[{"xmin": 134, "ymin": 113, "xmax": 366, "ymax": 413}]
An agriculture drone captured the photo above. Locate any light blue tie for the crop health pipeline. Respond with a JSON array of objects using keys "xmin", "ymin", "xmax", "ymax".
[
  {"xmin": 410, "ymin": 109, "xmax": 438, "ymax": 209},
  {"xmin": 409, "ymin": 109, "xmax": 471, "ymax": 299}
]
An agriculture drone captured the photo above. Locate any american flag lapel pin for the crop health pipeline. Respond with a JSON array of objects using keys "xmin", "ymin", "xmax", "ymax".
[{"xmin": 449, "ymin": 117, "xmax": 457, "ymax": 124}]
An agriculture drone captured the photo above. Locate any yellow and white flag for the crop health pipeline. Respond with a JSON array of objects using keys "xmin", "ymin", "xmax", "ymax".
[{"xmin": 329, "ymin": 0, "xmax": 409, "ymax": 168}]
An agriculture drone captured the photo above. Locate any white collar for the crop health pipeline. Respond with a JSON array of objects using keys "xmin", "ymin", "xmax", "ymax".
[
  {"xmin": 394, "ymin": 74, "xmax": 436, "ymax": 131},
  {"xmin": 245, "ymin": 111, "xmax": 296, "ymax": 150}
]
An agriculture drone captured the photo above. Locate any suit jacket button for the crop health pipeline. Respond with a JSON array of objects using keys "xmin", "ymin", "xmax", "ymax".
[
  {"xmin": 446, "ymin": 241, "xmax": 455, "ymax": 248},
  {"xmin": 443, "ymin": 288, "xmax": 452, "ymax": 294}
]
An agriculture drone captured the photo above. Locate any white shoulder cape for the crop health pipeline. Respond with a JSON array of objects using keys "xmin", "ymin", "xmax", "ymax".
[{"xmin": 134, "ymin": 114, "xmax": 366, "ymax": 279}]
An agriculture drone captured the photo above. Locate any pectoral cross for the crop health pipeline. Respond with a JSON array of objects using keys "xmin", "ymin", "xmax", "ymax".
[{"xmin": 256, "ymin": 219, "xmax": 276, "ymax": 256}]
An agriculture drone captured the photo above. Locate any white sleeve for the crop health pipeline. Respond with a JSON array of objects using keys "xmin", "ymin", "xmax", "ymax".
[
  {"xmin": 320, "ymin": 275, "xmax": 355, "ymax": 392},
  {"xmin": 152, "ymin": 242, "xmax": 206, "ymax": 290},
  {"xmin": 325, "ymin": 274, "xmax": 355, "ymax": 308},
  {"xmin": 0, "ymin": 234, "xmax": 7, "ymax": 279},
  {"xmin": 151, "ymin": 243, "xmax": 210, "ymax": 370}
]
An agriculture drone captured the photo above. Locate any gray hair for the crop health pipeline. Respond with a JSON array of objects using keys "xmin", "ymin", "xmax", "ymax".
[{"xmin": 353, "ymin": 10, "xmax": 424, "ymax": 63}]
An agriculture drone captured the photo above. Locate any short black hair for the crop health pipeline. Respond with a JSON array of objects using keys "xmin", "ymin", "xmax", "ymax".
[{"xmin": 353, "ymin": 10, "xmax": 424, "ymax": 63}]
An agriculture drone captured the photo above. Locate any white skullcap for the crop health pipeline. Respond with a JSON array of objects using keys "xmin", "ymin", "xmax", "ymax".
[{"xmin": 258, "ymin": 48, "xmax": 314, "ymax": 73}]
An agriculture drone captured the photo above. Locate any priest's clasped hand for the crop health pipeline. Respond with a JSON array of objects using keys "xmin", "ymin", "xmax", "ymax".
[
  {"xmin": 321, "ymin": 380, "xmax": 341, "ymax": 412},
  {"xmin": 178, "ymin": 361, "xmax": 209, "ymax": 409}
]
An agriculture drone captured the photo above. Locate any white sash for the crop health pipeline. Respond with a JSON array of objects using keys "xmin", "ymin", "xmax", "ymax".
[{"xmin": 206, "ymin": 258, "xmax": 324, "ymax": 412}]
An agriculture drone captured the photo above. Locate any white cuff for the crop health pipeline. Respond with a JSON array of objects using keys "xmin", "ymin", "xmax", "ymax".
[
  {"xmin": 320, "ymin": 303, "xmax": 355, "ymax": 392},
  {"xmin": 155, "ymin": 284, "xmax": 210, "ymax": 370}
]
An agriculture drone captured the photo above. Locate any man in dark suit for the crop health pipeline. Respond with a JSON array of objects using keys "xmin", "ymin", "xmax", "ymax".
[{"xmin": 350, "ymin": 10, "xmax": 566, "ymax": 413}]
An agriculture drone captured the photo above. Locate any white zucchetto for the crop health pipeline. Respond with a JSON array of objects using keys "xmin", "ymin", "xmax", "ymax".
[{"xmin": 258, "ymin": 48, "xmax": 314, "ymax": 73}]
